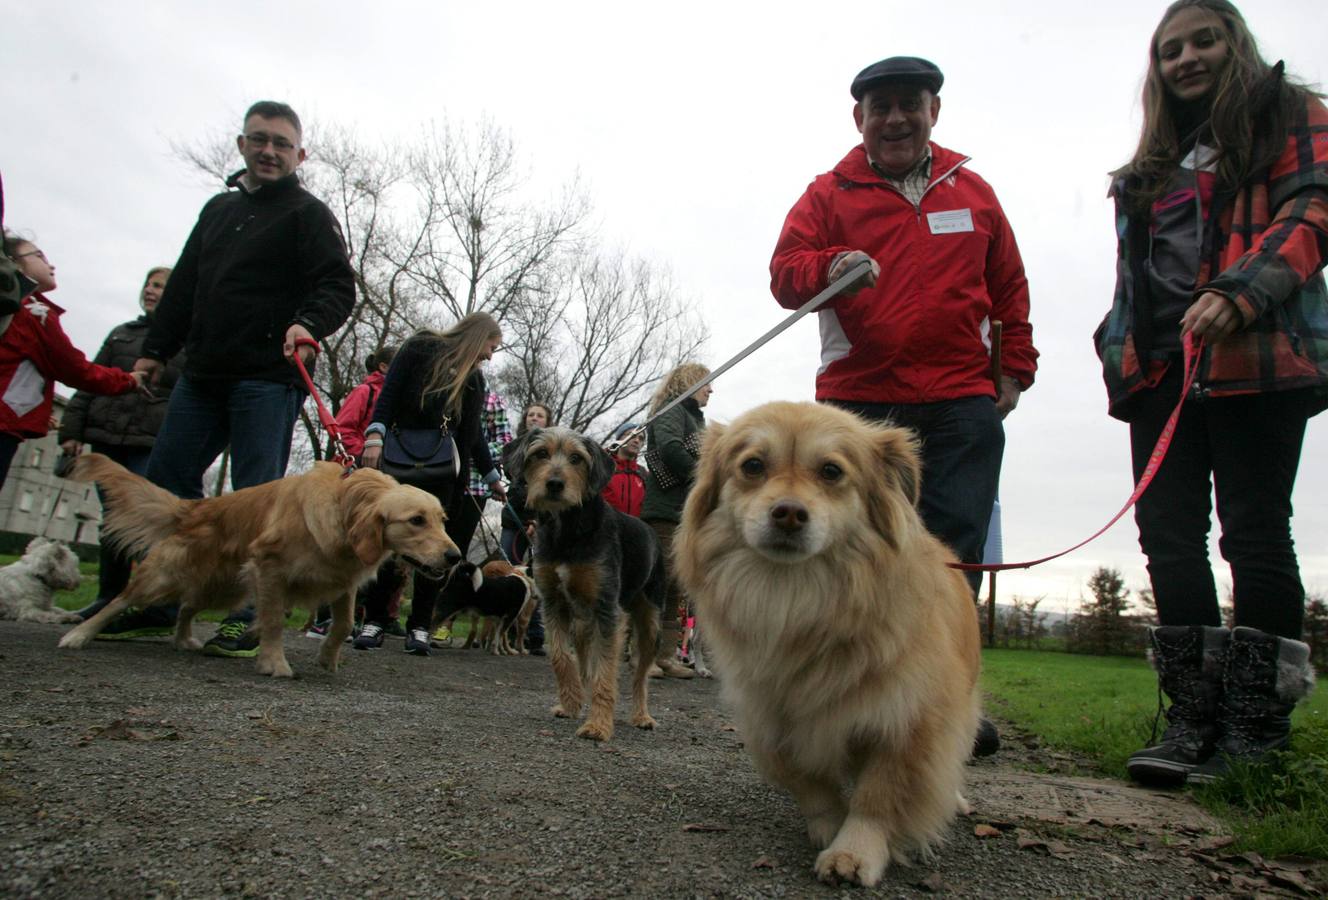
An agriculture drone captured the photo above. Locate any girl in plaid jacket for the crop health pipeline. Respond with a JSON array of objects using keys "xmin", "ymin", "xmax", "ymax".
[{"xmin": 1097, "ymin": 0, "xmax": 1325, "ymax": 789}]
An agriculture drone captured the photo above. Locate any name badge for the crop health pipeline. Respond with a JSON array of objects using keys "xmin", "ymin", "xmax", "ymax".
[{"xmin": 927, "ymin": 209, "xmax": 974, "ymax": 234}]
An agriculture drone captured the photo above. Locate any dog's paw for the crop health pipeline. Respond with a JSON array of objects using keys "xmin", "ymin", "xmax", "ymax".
[
  {"xmin": 631, "ymin": 713, "xmax": 657, "ymax": 730},
  {"xmin": 814, "ymin": 847, "xmax": 887, "ymax": 888},
  {"xmin": 255, "ymin": 657, "xmax": 295, "ymax": 678},
  {"xmin": 551, "ymin": 703, "xmax": 577, "ymax": 719},
  {"xmin": 806, "ymin": 814, "xmax": 845, "ymax": 850},
  {"xmin": 576, "ymin": 720, "xmax": 614, "ymax": 742},
  {"xmin": 317, "ymin": 651, "xmax": 342, "ymax": 673},
  {"xmin": 59, "ymin": 611, "xmax": 83, "ymax": 624},
  {"xmin": 694, "ymin": 665, "xmax": 713, "ymax": 679},
  {"xmin": 175, "ymin": 637, "xmax": 204, "ymax": 651},
  {"xmin": 57, "ymin": 630, "xmax": 90, "ymax": 650}
]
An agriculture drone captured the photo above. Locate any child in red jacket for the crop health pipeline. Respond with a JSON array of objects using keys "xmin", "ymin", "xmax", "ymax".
[
  {"xmin": 0, "ymin": 232, "xmax": 143, "ymax": 489},
  {"xmin": 601, "ymin": 422, "xmax": 645, "ymax": 517}
]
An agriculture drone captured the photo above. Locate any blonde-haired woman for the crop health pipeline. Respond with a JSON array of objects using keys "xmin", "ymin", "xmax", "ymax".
[
  {"xmin": 356, "ymin": 311, "xmax": 508, "ymax": 655},
  {"xmin": 641, "ymin": 362, "xmax": 713, "ymax": 679}
]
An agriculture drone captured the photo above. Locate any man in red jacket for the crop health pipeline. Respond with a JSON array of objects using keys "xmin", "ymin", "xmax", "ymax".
[
  {"xmin": 771, "ymin": 56, "xmax": 1038, "ymax": 590},
  {"xmin": 601, "ymin": 422, "xmax": 645, "ymax": 517},
  {"xmin": 771, "ymin": 58, "xmax": 1037, "ymax": 760}
]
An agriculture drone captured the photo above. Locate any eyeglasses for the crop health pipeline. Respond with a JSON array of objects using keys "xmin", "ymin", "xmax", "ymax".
[
  {"xmin": 14, "ymin": 249, "xmax": 48, "ymax": 262},
  {"xmin": 242, "ymin": 132, "xmax": 296, "ymax": 152}
]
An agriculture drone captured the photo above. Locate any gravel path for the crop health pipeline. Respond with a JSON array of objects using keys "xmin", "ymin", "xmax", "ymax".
[{"xmin": 0, "ymin": 620, "xmax": 1308, "ymax": 898}]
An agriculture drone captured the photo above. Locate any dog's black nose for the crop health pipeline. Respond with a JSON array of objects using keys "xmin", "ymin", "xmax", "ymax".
[
  {"xmin": 445, "ymin": 548, "xmax": 462, "ymax": 565},
  {"xmin": 546, "ymin": 478, "xmax": 564, "ymax": 496},
  {"xmin": 769, "ymin": 500, "xmax": 809, "ymax": 533}
]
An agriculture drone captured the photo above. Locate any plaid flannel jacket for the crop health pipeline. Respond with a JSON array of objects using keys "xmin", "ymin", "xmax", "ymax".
[
  {"xmin": 1095, "ymin": 87, "xmax": 1328, "ymax": 421},
  {"xmin": 465, "ymin": 391, "xmax": 513, "ymax": 496}
]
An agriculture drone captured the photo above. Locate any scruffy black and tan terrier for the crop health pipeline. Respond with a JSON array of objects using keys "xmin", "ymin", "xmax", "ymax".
[{"xmin": 503, "ymin": 426, "xmax": 665, "ymax": 741}]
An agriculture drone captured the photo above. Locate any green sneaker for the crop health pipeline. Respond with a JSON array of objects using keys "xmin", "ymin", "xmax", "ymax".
[
  {"xmin": 203, "ymin": 619, "xmax": 260, "ymax": 658},
  {"xmin": 94, "ymin": 606, "xmax": 176, "ymax": 640}
]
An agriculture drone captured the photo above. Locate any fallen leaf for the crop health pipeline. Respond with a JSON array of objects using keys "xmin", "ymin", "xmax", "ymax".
[
  {"xmin": 917, "ymin": 872, "xmax": 947, "ymax": 893},
  {"xmin": 720, "ymin": 724, "xmax": 737, "ymax": 733},
  {"xmin": 682, "ymin": 823, "xmax": 730, "ymax": 833},
  {"xmin": 973, "ymin": 824, "xmax": 1002, "ymax": 839},
  {"xmin": 751, "ymin": 856, "xmax": 775, "ymax": 869}
]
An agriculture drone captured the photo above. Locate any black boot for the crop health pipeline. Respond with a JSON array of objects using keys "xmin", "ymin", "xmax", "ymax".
[
  {"xmin": 972, "ymin": 716, "xmax": 1000, "ymax": 758},
  {"xmin": 1187, "ymin": 626, "xmax": 1315, "ymax": 785},
  {"xmin": 1126, "ymin": 625, "xmax": 1228, "ymax": 786}
]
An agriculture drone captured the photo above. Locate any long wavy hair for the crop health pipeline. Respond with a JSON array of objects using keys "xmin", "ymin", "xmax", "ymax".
[
  {"xmin": 648, "ymin": 362, "xmax": 710, "ymax": 416},
  {"xmin": 416, "ymin": 311, "xmax": 502, "ymax": 418},
  {"xmin": 1116, "ymin": 0, "xmax": 1317, "ymax": 214}
]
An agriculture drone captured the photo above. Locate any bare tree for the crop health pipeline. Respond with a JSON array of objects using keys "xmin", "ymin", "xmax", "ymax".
[{"xmin": 170, "ymin": 116, "xmax": 704, "ymax": 463}]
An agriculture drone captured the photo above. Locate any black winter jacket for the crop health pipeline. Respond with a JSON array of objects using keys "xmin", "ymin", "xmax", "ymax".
[
  {"xmin": 369, "ymin": 334, "xmax": 497, "ymax": 512},
  {"xmin": 145, "ymin": 171, "xmax": 355, "ymax": 384},
  {"xmin": 58, "ymin": 315, "xmax": 183, "ymax": 449}
]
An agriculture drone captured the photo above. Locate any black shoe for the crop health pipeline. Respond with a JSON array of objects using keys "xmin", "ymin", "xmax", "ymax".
[
  {"xmin": 1128, "ymin": 626, "xmax": 1228, "ymax": 786},
  {"xmin": 529, "ymin": 646, "xmax": 546, "ymax": 657},
  {"xmin": 404, "ymin": 628, "xmax": 431, "ymax": 656},
  {"xmin": 972, "ymin": 717, "xmax": 1001, "ymax": 758},
  {"xmin": 353, "ymin": 622, "xmax": 385, "ymax": 650},
  {"xmin": 94, "ymin": 606, "xmax": 176, "ymax": 640},
  {"xmin": 383, "ymin": 619, "xmax": 408, "ymax": 638},
  {"xmin": 1187, "ymin": 627, "xmax": 1313, "ymax": 785},
  {"xmin": 203, "ymin": 619, "xmax": 259, "ymax": 658},
  {"xmin": 75, "ymin": 596, "xmax": 114, "ymax": 622}
]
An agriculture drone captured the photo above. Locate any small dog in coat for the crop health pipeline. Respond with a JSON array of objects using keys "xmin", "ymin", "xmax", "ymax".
[
  {"xmin": 503, "ymin": 426, "xmax": 665, "ymax": 741},
  {"xmin": 0, "ymin": 537, "xmax": 83, "ymax": 624}
]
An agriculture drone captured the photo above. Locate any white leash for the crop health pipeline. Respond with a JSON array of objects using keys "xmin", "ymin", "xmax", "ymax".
[{"xmin": 606, "ymin": 260, "xmax": 873, "ymax": 450}]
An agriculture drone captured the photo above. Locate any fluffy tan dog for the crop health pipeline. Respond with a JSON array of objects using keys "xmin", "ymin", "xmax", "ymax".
[
  {"xmin": 58, "ymin": 454, "xmax": 461, "ymax": 677},
  {"xmin": 674, "ymin": 402, "xmax": 980, "ymax": 887}
]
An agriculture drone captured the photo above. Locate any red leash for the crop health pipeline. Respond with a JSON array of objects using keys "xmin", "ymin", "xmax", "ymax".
[
  {"xmin": 950, "ymin": 335, "xmax": 1204, "ymax": 573},
  {"xmin": 291, "ymin": 337, "xmax": 357, "ymax": 474}
]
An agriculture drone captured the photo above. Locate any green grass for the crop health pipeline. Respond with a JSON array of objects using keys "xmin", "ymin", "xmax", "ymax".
[{"xmin": 982, "ymin": 648, "xmax": 1328, "ymax": 858}]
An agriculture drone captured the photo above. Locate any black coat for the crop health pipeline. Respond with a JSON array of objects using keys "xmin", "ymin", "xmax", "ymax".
[
  {"xmin": 145, "ymin": 171, "xmax": 355, "ymax": 385},
  {"xmin": 58, "ymin": 316, "xmax": 183, "ymax": 449}
]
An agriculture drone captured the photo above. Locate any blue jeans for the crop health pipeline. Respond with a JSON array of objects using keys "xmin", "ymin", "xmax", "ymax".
[
  {"xmin": 828, "ymin": 395, "xmax": 1004, "ymax": 595},
  {"xmin": 146, "ymin": 376, "xmax": 304, "ymax": 624}
]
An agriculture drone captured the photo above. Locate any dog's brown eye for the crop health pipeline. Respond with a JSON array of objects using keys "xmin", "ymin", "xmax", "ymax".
[
  {"xmin": 740, "ymin": 458, "xmax": 765, "ymax": 477},
  {"xmin": 820, "ymin": 463, "xmax": 844, "ymax": 482},
  {"xmin": 533, "ymin": 448, "xmax": 550, "ymax": 460},
  {"xmin": 409, "ymin": 515, "xmax": 427, "ymax": 526},
  {"xmin": 568, "ymin": 453, "xmax": 584, "ymax": 465}
]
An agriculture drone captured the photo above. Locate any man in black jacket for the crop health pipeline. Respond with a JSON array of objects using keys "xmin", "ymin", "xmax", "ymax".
[{"xmin": 101, "ymin": 101, "xmax": 355, "ymax": 655}]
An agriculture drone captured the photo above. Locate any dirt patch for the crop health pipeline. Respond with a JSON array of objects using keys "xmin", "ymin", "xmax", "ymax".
[{"xmin": 1, "ymin": 620, "xmax": 1320, "ymax": 897}]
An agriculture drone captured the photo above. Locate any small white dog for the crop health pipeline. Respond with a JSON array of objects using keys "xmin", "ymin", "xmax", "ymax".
[{"xmin": 0, "ymin": 537, "xmax": 83, "ymax": 624}]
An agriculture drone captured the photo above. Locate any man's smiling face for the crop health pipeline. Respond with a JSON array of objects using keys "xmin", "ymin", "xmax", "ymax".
[{"xmin": 854, "ymin": 85, "xmax": 940, "ymax": 177}]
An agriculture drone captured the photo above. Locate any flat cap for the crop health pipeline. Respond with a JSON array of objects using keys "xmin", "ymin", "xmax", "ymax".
[{"xmin": 850, "ymin": 56, "xmax": 944, "ymax": 100}]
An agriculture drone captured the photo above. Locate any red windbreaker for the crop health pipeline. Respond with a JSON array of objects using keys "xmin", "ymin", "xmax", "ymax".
[
  {"xmin": 0, "ymin": 295, "xmax": 137, "ymax": 437},
  {"xmin": 771, "ymin": 142, "xmax": 1037, "ymax": 404},
  {"xmin": 602, "ymin": 456, "xmax": 645, "ymax": 517}
]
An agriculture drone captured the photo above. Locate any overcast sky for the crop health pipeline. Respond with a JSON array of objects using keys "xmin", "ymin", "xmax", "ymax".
[{"xmin": 6, "ymin": 0, "xmax": 1325, "ymax": 615}]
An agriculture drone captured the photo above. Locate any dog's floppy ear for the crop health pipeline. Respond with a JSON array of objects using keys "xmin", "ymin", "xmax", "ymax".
[
  {"xmin": 587, "ymin": 437, "xmax": 616, "ymax": 495},
  {"xmin": 502, "ymin": 429, "xmax": 535, "ymax": 482},
  {"xmin": 675, "ymin": 422, "xmax": 727, "ymax": 588},
  {"xmin": 343, "ymin": 474, "xmax": 388, "ymax": 566},
  {"xmin": 865, "ymin": 425, "xmax": 923, "ymax": 550}
]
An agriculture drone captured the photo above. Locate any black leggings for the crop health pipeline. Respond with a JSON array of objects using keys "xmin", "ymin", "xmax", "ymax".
[{"xmin": 1130, "ymin": 364, "xmax": 1312, "ymax": 639}]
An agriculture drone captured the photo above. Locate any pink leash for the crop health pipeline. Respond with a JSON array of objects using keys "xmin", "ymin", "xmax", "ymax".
[
  {"xmin": 291, "ymin": 337, "xmax": 357, "ymax": 475},
  {"xmin": 949, "ymin": 334, "xmax": 1204, "ymax": 573}
]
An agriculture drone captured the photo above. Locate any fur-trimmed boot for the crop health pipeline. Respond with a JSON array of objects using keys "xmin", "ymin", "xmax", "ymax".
[
  {"xmin": 1187, "ymin": 626, "xmax": 1315, "ymax": 785},
  {"xmin": 1127, "ymin": 625, "xmax": 1228, "ymax": 786}
]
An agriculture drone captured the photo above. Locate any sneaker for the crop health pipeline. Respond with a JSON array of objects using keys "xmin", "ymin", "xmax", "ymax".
[
  {"xmin": 94, "ymin": 606, "xmax": 176, "ymax": 640},
  {"xmin": 384, "ymin": 619, "xmax": 408, "ymax": 639},
  {"xmin": 430, "ymin": 623, "xmax": 453, "ymax": 647},
  {"xmin": 353, "ymin": 622, "xmax": 385, "ymax": 650},
  {"xmin": 404, "ymin": 628, "xmax": 431, "ymax": 656},
  {"xmin": 305, "ymin": 620, "xmax": 331, "ymax": 639},
  {"xmin": 203, "ymin": 620, "xmax": 259, "ymax": 658}
]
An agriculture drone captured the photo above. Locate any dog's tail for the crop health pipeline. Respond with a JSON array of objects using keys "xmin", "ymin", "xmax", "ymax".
[{"xmin": 70, "ymin": 453, "xmax": 189, "ymax": 557}]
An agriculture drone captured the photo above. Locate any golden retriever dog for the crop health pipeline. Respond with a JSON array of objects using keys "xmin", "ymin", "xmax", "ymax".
[
  {"xmin": 674, "ymin": 402, "xmax": 980, "ymax": 887},
  {"xmin": 58, "ymin": 454, "xmax": 461, "ymax": 677}
]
